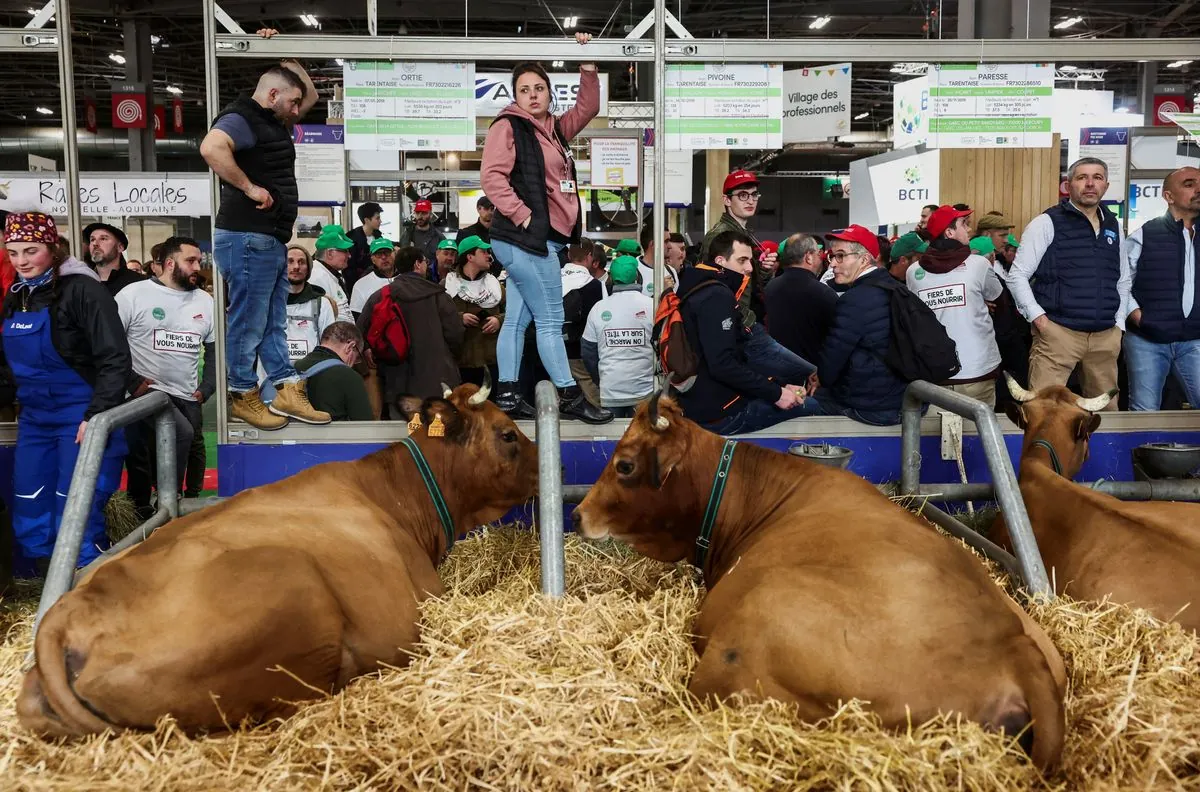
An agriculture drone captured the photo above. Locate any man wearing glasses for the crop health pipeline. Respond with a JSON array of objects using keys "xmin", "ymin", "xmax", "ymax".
[{"xmin": 699, "ymin": 170, "xmax": 816, "ymax": 385}]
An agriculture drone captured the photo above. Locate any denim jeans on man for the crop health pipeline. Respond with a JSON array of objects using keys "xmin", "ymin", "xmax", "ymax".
[
  {"xmin": 703, "ymin": 396, "xmax": 800, "ymax": 435},
  {"xmin": 493, "ymin": 238, "xmax": 575, "ymax": 388},
  {"xmin": 213, "ymin": 229, "xmax": 296, "ymax": 391},
  {"xmin": 1123, "ymin": 332, "xmax": 1200, "ymax": 410},
  {"xmin": 745, "ymin": 323, "xmax": 816, "ymax": 384}
]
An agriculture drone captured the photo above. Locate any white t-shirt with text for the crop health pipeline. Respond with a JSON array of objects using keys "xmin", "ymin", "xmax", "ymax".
[
  {"xmin": 350, "ymin": 271, "xmax": 395, "ymax": 315},
  {"xmin": 906, "ymin": 254, "xmax": 1004, "ymax": 380},
  {"xmin": 582, "ymin": 287, "xmax": 656, "ymax": 407},
  {"xmin": 116, "ymin": 279, "xmax": 215, "ymax": 401}
]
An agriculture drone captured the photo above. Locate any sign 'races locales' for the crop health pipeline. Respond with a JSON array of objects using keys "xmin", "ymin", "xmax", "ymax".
[{"xmin": 0, "ymin": 174, "xmax": 212, "ymax": 217}]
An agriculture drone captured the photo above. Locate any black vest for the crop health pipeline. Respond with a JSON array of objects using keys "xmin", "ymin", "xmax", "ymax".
[
  {"xmin": 487, "ymin": 115, "xmax": 581, "ymax": 256},
  {"xmin": 212, "ymin": 97, "xmax": 298, "ymax": 244},
  {"xmin": 1032, "ymin": 201, "xmax": 1122, "ymax": 332},
  {"xmin": 1131, "ymin": 213, "xmax": 1200, "ymax": 343}
]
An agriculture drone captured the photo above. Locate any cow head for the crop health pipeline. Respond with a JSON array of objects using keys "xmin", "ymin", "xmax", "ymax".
[
  {"xmin": 572, "ymin": 391, "xmax": 708, "ymax": 563},
  {"xmin": 398, "ymin": 373, "xmax": 537, "ymax": 526},
  {"xmin": 1004, "ymin": 373, "xmax": 1114, "ymax": 478}
]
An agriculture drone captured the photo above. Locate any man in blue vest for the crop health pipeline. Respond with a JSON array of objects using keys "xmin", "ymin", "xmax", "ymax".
[
  {"xmin": 201, "ymin": 48, "xmax": 331, "ymax": 430},
  {"xmin": 1123, "ymin": 166, "xmax": 1200, "ymax": 410},
  {"xmin": 1006, "ymin": 157, "xmax": 1132, "ymax": 410}
]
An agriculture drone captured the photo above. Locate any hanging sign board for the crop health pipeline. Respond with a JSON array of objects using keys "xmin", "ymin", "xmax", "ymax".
[
  {"xmin": 1164, "ymin": 111, "xmax": 1200, "ymax": 143},
  {"xmin": 866, "ymin": 150, "xmax": 941, "ymax": 225},
  {"xmin": 343, "ymin": 61, "xmax": 476, "ymax": 151},
  {"xmin": 641, "ymin": 147, "xmax": 694, "ymax": 206},
  {"xmin": 0, "ymin": 174, "xmax": 212, "ymax": 217},
  {"xmin": 1069, "ymin": 128, "xmax": 1128, "ymax": 203},
  {"xmin": 664, "ymin": 63, "xmax": 783, "ymax": 151},
  {"xmin": 474, "ymin": 72, "xmax": 609, "ymax": 117},
  {"xmin": 293, "ymin": 124, "xmax": 347, "ymax": 204},
  {"xmin": 589, "ymin": 137, "xmax": 639, "ymax": 188},
  {"xmin": 927, "ymin": 63, "xmax": 1055, "ymax": 148},
  {"xmin": 892, "ymin": 76, "xmax": 930, "ymax": 149},
  {"xmin": 782, "ymin": 63, "xmax": 852, "ymax": 143}
]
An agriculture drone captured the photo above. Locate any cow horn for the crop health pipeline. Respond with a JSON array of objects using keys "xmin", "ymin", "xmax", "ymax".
[
  {"xmin": 469, "ymin": 368, "xmax": 492, "ymax": 405},
  {"xmin": 647, "ymin": 389, "xmax": 669, "ymax": 432},
  {"xmin": 1076, "ymin": 388, "xmax": 1117, "ymax": 412},
  {"xmin": 441, "ymin": 383, "xmax": 454, "ymax": 399},
  {"xmin": 1004, "ymin": 371, "xmax": 1037, "ymax": 403}
]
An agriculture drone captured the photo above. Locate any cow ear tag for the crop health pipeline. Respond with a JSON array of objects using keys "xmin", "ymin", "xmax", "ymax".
[
  {"xmin": 428, "ymin": 415, "xmax": 446, "ymax": 438},
  {"xmin": 407, "ymin": 413, "xmax": 424, "ymax": 433}
]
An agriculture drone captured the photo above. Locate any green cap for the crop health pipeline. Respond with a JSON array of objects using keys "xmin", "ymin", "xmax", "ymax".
[
  {"xmin": 890, "ymin": 231, "xmax": 928, "ymax": 262},
  {"xmin": 1006, "ymin": 233, "xmax": 1019, "ymax": 248},
  {"xmin": 968, "ymin": 236, "xmax": 996, "ymax": 257},
  {"xmin": 610, "ymin": 255, "xmax": 640, "ymax": 285},
  {"xmin": 615, "ymin": 239, "xmax": 641, "ymax": 256},
  {"xmin": 315, "ymin": 224, "xmax": 354, "ymax": 252},
  {"xmin": 369, "ymin": 238, "xmax": 395, "ymax": 254},
  {"xmin": 437, "ymin": 238, "xmax": 458, "ymax": 251},
  {"xmin": 458, "ymin": 235, "xmax": 492, "ymax": 255}
]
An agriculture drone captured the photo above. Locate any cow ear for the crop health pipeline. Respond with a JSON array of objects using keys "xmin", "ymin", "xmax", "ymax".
[
  {"xmin": 1075, "ymin": 413, "xmax": 1101, "ymax": 439},
  {"xmin": 422, "ymin": 398, "xmax": 468, "ymax": 443},
  {"xmin": 1005, "ymin": 402, "xmax": 1027, "ymax": 429}
]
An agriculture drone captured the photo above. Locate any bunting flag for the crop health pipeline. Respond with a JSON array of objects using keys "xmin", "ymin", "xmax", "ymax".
[
  {"xmin": 154, "ymin": 105, "xmax": 166, "ymax": 139},
  {"xmin": 172, "ymin": 98, "xmax": 184, "ymax": 133}
]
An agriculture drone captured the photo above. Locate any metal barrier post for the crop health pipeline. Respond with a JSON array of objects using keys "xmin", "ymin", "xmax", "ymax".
[
  {"xmin": 901, "ymin": 381, "xmax": 1052, "ymax": 598},
  {"xmin": 31, "ymin": 392, "xmax": 174, "ymax": 638},
  {"xmin": 154, "ymin": 408, "xmax": 180, "ymax": 520},
  {"xmin": 535, "ymin": 381, "xmax": 565, "ymax": 597}
]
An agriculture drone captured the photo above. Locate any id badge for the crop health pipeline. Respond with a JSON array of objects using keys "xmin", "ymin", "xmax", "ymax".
[{"xmin": 560, "ymin": 179, "xmax": 577, "ymax": 194}]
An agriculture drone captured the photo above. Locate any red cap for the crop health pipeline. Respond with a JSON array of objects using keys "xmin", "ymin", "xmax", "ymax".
[
  {"xmin": 723, "ymin": 170, "xmax": 759, "ymax": 194},
  {"xmin": 824, "ymin": 225, "xmax": 881, "ymax": 259},
  {"xmin": 414, "ymin": 199, "xmax": 433, "ymax": 213},
  {"xmin": 758, "ymin": 240, "xmax": 779, "ymax": 256},
  {"xmin": 925, "ymin": 204, "xmax": 973, "ymax": 240}
]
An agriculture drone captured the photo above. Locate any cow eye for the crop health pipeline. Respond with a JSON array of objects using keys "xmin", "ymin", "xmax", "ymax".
[
  {"xmin": 615, "ymin": 460, "xmax": 635, "ymax": 476},
  {"xmin": 501, "ymin": 429, "xmax": 518, "ymax": 443}
]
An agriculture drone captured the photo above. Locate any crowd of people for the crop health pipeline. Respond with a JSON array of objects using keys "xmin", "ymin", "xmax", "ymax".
[{"xmin": 2, "ymin": 35, "xmax": 1198, "ymax": 574}]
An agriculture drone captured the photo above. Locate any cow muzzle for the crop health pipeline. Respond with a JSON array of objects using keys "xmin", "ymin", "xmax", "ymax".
[{"xmin": 570, "ymin": 508, "xmax": 609, "ymax": 540}]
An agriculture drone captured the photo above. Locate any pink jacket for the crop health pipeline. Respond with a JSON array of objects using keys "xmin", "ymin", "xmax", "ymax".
[{"xmin": 481, "ymin": 68, "xmax": 600, "ymax": 239}]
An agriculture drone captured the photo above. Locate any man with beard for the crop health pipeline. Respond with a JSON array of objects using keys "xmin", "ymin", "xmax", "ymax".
[
  {"xmin": 456, "ymin": 195, "xmax": 495, "ymax": 245},
  {"xmin": 116, "ymin": 237, "xmax": 216, "ymax": 521},
  {"xmin": 83, "ymin": 222, "xmax": 144, "ymax": 296},
  {"xmin": 398, "ymin": 199, "xmax": 443, "ymax": 278},
  {"xmin": 201, "ymin": 49, "xmax": 328, "ymax": 429},
  {"xmin": 276, "ymin": 246, "xmax": 338, "ymax": 372}
]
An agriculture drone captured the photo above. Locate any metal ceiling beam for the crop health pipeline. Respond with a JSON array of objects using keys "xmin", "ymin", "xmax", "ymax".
[
  {"xmin": 0, "ymin": 28, "xmax": 58, "ymax": 52},
  {"xmin": 214, "ymin": 34, "xmax": 656, "ymax": 61}
]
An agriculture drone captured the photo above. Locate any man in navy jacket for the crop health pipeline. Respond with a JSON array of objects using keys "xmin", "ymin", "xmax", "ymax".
[
  {"xmin": 808, "ymin": 225, "xmax": 909, "ymax": 426},
  {"xmin": 676, "ymin": 230, "xmax": 806, "ymax": 434}
]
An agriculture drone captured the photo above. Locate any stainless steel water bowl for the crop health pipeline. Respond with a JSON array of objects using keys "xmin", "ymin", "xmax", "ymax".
[
  {"xmin": 788, "ymin": 442, "xmax": 854, "ymax": 469},
  {"xmin": 1133, "ymin": 442, "xmax": 1200, "ymax": 479}
]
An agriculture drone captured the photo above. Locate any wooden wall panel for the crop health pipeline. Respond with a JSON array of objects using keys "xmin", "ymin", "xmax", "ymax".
[{"xmin": 938, "ymin": 135, "xmax": 1060, "ymax": 239}]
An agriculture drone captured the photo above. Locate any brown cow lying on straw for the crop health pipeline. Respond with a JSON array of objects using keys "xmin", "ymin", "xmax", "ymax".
[
  {"xmin": 996, "ymin": 374, "xmax": 1200, "ymax": 632},
  {"xmin": 18, "ymin": 380, "xmax": 538, "ymax": 738},
  {"xmin": 572, "ymin": 392, "xmax": 1068, "ymax": 771}
]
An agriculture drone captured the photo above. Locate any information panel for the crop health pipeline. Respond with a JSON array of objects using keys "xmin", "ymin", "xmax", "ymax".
[
  {"xmin": 927, "ymin": 63, "xmax": 1055, "ymax": 148},
  {"xmin": 589, "ymin": 138, "xmax": 639, "ymax": 188},
  {"xmin": 664, "ymin": 64, "xmax": 782, "ymax": 150},
  {"xmin": 343, "ymin": 61, "xmax": 476, "ymax": 151}
]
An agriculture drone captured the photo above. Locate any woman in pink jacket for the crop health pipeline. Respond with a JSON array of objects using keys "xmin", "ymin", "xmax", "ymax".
[{"xmin": 480, "ymin": 33, "xmax": 612, "ymax": 424}]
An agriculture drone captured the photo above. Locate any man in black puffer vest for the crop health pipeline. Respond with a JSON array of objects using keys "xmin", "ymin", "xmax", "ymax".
[
  {"xmin": 201, "ymin": 52, "xmax": 331, "ymax": 430},
  {"xmin": 1005, "ymin": 157, "xmax": 1131, "ymax": 410},
  {"xmin": 1123, "ymin": 166, "xmax": 1200, "ymax": 411}
]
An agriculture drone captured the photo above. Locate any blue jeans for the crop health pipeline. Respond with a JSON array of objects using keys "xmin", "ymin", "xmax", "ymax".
[
  {"xmin": 493, "ymin": 238, "xmax": 575, "ymax": 388},
  {"xmin": 213, "ymin": 229, "xmax": 295, "ymax": 392},
  {"xmin": 1124, "ymin": 332, "xmax": 1200, "ymax": 411},
  {"xmin": 745, "ymin": 323, "xmax": 817, "ymax": 384},
  {"xmin": 803, "ymin": 389, "xmax": 903, "ymax": 426},
  {"xmin": 703, "ymin": 397, "xmax": 800, "ymax": 435}
]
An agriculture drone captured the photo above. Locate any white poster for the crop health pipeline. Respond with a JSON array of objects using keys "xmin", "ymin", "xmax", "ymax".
[
  {"xmin": 664, "ymin": 63, "xmax": 783, "ymax": 151},
  {"xmin": 1051, "ymin": 89, "xmax": 1114, "ymax": 136},
  {"xmin": 292, "ymin": 124, "xmax": 347, "ymax": 204},
  {"xmin": 1128, "ymin": 179, "xmax": 1168, "ymax": 232},
  {"xmin": 867, "ymin": 150, "xmax": 941, "ymax": 225},
  {"xmin": 474, "ymin": 72, "xmax": 609, "ymax": 117},
  {"xmin": 590, "ymin": 138, "xmax": 639, "ymax": 188},
  {"xmin": 641, "ymin": 148, "xmax": 694, "ymax": 206},
  {"xmin": 1069, "ymin": 128, "xmax": 1128, "ymax": 203},
  {"xmin": 892, "ymin": 76, "xmax": 930, "ymax": 150},
  {"xmin": 343, "ymin": 61, "xmax": 476, "ymax": 151},
  {"xmin": 27, "ymin": 154, "xmax": 56, "ymax": 172},
  {"xmin": 0, "ymin": 173, "xmax": 212, "ymax": 217},
  {"xmin": 782, "ymin": 63, "xmax": 852, "ymax": 143},
  {"xmin": 927, "ymin": 63, "xmax": 1055, "ymax": 148}
]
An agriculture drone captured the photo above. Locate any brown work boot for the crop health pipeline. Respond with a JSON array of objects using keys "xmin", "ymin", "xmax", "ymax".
[
  {"xmin": 230, "ymin": 387, "xmax": 288, "ymax": 430},
  {"xmin": 269, "ymin": 380, "xmax": 332, "ymax": 425}
]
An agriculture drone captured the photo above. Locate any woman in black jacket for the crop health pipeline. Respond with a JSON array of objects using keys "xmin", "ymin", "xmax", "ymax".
[{"xmin": 2, "ymin": 211, "xmax": 131, "ymax": 573}]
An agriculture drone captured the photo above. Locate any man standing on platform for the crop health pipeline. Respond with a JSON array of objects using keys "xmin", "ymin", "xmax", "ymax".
[{"xmin": 201, "ymin": 53, "xmax": 330, "ymax": 429}]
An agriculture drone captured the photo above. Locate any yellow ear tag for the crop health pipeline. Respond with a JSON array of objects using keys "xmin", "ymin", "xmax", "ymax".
[
  {"xmin": 407, "ymin": 413, "xmax": 423, "ymax": 433},
  {"xmin": 428, "ymin": 415, "xmax": 446, "ymax": 438}
]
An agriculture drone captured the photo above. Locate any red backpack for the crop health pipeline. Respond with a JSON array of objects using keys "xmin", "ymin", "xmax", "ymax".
[
  {"xmin": 365, "ymin": 288, "xmax": 412, "ymax": 363},
  {"xmin": 651, "ymin": 280, "xmax": 721, "ymax": 392}
]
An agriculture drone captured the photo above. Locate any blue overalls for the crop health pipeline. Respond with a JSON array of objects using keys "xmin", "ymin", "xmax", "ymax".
[{"xmin": 3, "ymin": 277, "xmax": 125, "ymax": 568}]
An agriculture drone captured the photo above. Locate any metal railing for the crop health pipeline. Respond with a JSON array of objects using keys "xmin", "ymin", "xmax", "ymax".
[
  {"xmin": 31, "ymin": 392, "xmax": 178, "ymax": 640},
  {"xmin": 535, "ymin": 381, "xmax": 565, "ymax": 598},
  {"xmin": 900, "ymin": 381, "xmax": 1052, "ymax": 598}
]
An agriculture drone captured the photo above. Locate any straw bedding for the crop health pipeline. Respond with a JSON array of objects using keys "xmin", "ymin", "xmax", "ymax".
[{"xmin": 1, "ymin": 526, "xmax": 1198, "ymax": 791}]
